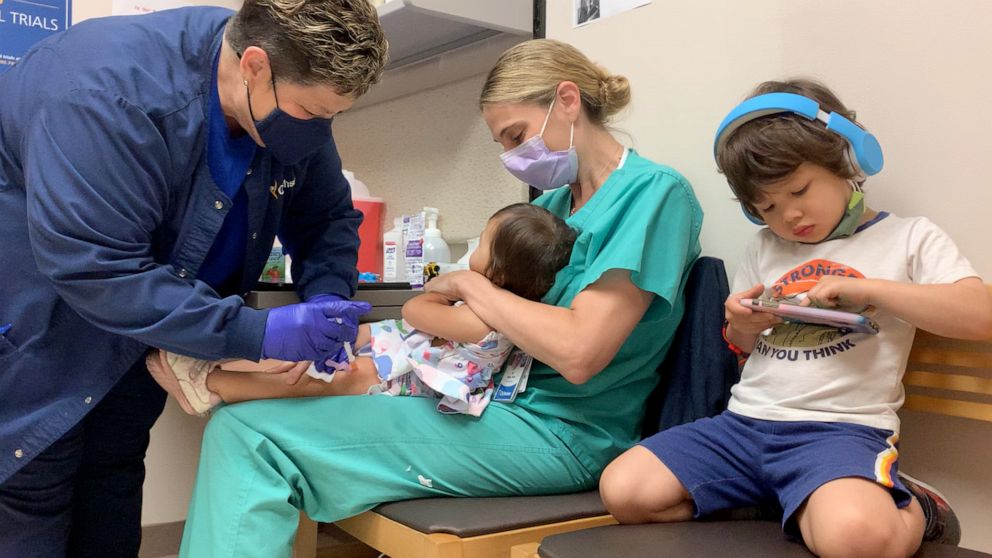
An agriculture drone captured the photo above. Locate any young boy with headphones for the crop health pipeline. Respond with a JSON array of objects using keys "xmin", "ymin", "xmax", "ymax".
[{"xmin": 598, "ymin": 79, "xmax": 992, "ymax": 557}]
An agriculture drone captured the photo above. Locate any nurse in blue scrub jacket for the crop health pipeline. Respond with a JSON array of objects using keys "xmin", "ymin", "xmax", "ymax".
[{"xmin": 0, "ymin": 1, "xmax": 387, "ymax": 555}]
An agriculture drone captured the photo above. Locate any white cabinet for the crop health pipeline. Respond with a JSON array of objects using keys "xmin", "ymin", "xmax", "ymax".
[
  {"xmin": 379, "ymin": 0, "xmax": 533, "ymax": 69},
  {"xmin": 353, "ymin": 0, "xmax": 534, "ymax": 108}
]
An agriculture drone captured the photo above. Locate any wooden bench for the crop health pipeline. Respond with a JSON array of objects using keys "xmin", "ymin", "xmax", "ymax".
[{"xmin": 293, "ymin": 284, "xmax": 992, "ymax": 558}]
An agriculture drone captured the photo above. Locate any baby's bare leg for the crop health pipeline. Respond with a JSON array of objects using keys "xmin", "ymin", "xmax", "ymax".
[
  {"xmin": 356, "ymin": 323, "xmax": 372, "ymax": 347},
  {"xmin": 324, "ymin": 355, "xmax": 380, "ymax": 395},
  {"xmin": 206, "ymin": 356, "xmax": 380, "ymax": 404},
  {"xmin": 217, "ymin": 359, "xmax": 296, "ymax": 373}
]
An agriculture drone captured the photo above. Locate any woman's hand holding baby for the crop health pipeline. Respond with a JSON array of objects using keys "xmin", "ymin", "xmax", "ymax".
[{"xmin": 424, "ymin": 270, "xmax": 488, "ymax": 302}]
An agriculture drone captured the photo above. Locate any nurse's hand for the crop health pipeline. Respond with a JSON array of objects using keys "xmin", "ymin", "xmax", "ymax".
[
  {"xmin": 261, "ymin": 298, "xmax": 372, "ymax": 363},
  {"xmin": 305, "ymin": 294, "xmax": 365, "ymax": 376}
]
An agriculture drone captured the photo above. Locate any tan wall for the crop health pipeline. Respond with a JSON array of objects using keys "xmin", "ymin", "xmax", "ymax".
[
  {"xmin": 333, "ymin": 74, "xmax": 527, "ymax": 244},
  {"xmin": 546, "ymin": 0, "xmax": 992, "ymax": 551},
  {"xmin": 72, "ymin": 0, "xmax": 241, "ymax": 23}
]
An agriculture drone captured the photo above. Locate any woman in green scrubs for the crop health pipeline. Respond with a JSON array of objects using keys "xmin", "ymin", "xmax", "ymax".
[{"xmin": 180, "ymin": 39, "xmax": 703, "ymax": 557}]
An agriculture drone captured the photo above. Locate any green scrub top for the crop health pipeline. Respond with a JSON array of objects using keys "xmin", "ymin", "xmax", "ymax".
[
  {"xmin": 178, "ymin": 152, "xmax": 704, "ymax": 556},
  {"xmin": 508, "ymin": 150, "xmax": 703, "ymax": 474}
]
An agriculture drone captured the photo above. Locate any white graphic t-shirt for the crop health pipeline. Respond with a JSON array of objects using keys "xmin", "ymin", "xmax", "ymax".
[{"xmin": 728, "ymin": 213, "xmax": 979, "ymax": 432}]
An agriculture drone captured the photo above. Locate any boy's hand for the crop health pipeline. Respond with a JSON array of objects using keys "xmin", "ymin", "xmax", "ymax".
[
  {"xmin": 725, "ymin": 283, "xmax": 782, "ymax": 335},
  {"xmin": 802, "ymin": 276, "xmax": 873, "ymax": 312}
]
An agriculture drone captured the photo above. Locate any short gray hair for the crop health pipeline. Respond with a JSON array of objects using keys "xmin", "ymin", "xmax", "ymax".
[{"xmin": 226, "ymin": 0, "xmax": 388, "ymax": 98}]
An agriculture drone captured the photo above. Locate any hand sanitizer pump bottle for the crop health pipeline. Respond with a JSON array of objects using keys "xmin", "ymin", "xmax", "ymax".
[
  {"xmin": 422, "ymin": 207, "xmax": 451, "ymax": 264},
  {"xmin": 382, "ymin": 217, "xmax": 406, "ymax": 282}
]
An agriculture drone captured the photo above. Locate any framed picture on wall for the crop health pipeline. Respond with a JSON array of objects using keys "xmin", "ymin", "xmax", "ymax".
[
  {"xmin": 575, "ymin": 0, "xmax": 600, "ymax": 25},
  {"xmin": 574, "ymin": 0, "xmax": 650, "ymax": 28}
]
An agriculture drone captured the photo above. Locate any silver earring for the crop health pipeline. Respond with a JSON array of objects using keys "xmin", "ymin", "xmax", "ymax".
[{"xmin": 243, "ymin": 79, "xmax": 248, "ymax": 86}]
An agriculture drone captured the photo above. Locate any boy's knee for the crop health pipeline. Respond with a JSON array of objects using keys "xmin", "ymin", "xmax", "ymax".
[
  {"xmin": 599, "ymin": 455, "xmax": 686, "ymax": 524},
  {"xmin": 811, "ymin": 510, "xmax": 912, "ymax": 558},
  {"xmin": 599, "ymin": 461, "xmax": 638, "ymax": 515}
]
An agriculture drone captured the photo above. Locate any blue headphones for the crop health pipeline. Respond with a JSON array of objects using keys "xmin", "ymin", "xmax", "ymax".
[{"xmin": 713, "ymin": 92, "xmax": 883, "ymax": 224}]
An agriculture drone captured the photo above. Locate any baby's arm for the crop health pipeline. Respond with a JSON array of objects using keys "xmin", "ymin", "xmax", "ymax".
[
  {"xmin": 806, "ymin": 276, "xmax": 992, "ymax": 340},
  {"xmin": 401, "ymin": 292, "xmax": 494, "ymax": 344}
]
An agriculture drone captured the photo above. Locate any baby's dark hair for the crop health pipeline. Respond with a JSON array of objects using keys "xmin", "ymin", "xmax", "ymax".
[
  {"xmin": 483, "ymin": 203, "xmax": 577, "ymax": 301},
  {"xmin": 716, "ymin": 78, "xmax": 864, "ymax": 215}
]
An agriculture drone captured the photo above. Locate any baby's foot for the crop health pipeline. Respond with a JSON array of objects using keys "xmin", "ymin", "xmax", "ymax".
[{"xmin": 146, "ymin": 350, "xmax": 220, "ymax": 416}]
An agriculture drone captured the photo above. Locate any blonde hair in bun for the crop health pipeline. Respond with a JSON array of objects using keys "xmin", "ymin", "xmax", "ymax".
[
  {"xmin": 480, "ymin": 39, "xmax": 631, "ymax": 127},
  {"xmin": 598, "ymin": 74, "xmax": 631, "ymax": 121}
]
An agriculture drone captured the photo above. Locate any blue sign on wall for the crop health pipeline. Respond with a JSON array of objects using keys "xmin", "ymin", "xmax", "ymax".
[{"xmin": 0, "ymin": 0, "xmax": 71, "ymax": 74}]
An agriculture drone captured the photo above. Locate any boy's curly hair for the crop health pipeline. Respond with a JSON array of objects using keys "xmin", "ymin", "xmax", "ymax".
[{"xmin": 716, "ymin": 78, "xmax": 864, "ymax": 214}]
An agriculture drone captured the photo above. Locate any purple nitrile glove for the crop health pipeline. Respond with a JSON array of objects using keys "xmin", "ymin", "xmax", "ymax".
[
  {"xmin": 261, "ymin": 297, "xmax": 372, "ymax": 363},
  {"xmin": 306, "ymin": 293, "xmax": 345, "ymax": 304},
  {"xmin": 313, "ymin": 345, "xmax": 352, "ymax": 376},
  {"xmin": 306, "ymin": 294, "xmax": 368, "ymax": 374}
]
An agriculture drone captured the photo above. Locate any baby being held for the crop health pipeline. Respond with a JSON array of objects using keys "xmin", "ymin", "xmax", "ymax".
[{"xmin": 148, "ymin": 203, "xmax": 577, "ymax": 417}]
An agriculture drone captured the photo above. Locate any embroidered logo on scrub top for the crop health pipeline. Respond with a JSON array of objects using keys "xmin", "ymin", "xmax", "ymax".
[{"xmin": 270, "ymin": 178, "xmax": 296, "ymax": 199}]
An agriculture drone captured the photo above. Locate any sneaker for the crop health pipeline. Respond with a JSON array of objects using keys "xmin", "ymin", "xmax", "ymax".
[
  {"xmin": 145, "ymin": 350, "xmax": 220, "ymax": 416},
  {"xmin": 899, "ymin": 472, "xmax": 961, "ymax": 545}
]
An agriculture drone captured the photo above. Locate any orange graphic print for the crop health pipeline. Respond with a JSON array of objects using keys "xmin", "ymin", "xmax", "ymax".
[
  {"xmin": 771, "ymin": 259, "xmax": 865, "ymax": 300},
  {"xmin": 759, "ymin": 259, "xmax": 871, "ymax": 350}
]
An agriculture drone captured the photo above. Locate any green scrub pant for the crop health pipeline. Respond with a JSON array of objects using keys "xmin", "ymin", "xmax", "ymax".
[{"xmin": 179, "ymin": 395, "xmax": 598, "ymax": 558}]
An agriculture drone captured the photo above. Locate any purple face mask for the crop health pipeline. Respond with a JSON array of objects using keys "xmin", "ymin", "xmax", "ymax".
[{"xmin": 499, "ymin": 97, "xmax": 578, "ymax": 190}]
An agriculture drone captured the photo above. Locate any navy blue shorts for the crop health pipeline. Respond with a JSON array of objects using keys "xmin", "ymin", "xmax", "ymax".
[{"xmin": 639, "ymin": 411, "xmax": 912, "ymax": 532}]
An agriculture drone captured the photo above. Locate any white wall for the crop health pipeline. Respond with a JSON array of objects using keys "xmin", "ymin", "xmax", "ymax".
[
  {"xmin": 547, "ymin": 0, "xmax": 992, "ymax": 551},
  {"xmin": 334, "ymin": 74, "xmax": 527, "ymax": 243},
  {"xmin": 549, "ymin": 0, "xmax": 992, "ymax": 280},
  {"xmin": 333, "ymin": 30, "xmax": 529, "ymax": 243},
  {"xmin": 72, "ymin": 0, "xmax": 242, "ymax": 25}
]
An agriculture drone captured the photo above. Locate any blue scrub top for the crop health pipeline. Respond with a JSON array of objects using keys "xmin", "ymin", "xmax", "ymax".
[
  {"xmin": 0, "ymin": 7, "xmax": 362, "ymax": 483},
  {"xmin": 198, "ymin": 50, "xmax": 257, "ymax": 291}
]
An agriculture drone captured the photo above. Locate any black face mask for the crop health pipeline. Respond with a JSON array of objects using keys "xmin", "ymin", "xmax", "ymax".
[{"xmin": 245, "ymin": 69, "xmax": 332, "ymax": 165}]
